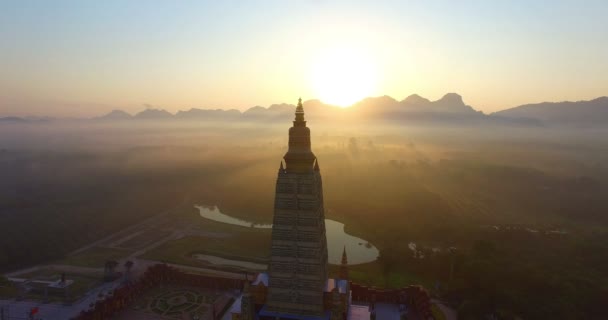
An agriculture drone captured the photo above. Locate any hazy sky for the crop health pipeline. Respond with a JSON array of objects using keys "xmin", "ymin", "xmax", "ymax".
[{"xmin": 1, "ymin": 0, "xmax": 607, "ymax": 117}]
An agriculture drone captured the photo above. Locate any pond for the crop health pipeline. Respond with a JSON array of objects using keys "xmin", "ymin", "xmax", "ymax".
[{"xmin": 196, "ymin": 205, "xmax": 379, "ymax": 265}]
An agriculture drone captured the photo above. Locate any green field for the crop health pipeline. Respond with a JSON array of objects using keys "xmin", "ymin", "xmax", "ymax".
[
  {"xmin": 56, "ymin": 246, "xmax": 134, "ymax": 268},
  {"xmin": 141, "ymin": 230, "xmax": 271, "ymax": 268}
]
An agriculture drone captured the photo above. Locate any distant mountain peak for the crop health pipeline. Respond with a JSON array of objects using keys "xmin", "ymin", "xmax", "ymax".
[
  {"xmin": 267, "ymin": 103, "xmax": 294, "ymax": 111},
  {"xmin": 354, "ymin": 95, "xmax": 398, "ymax": 106},
  {"xmin": 591, "ymin": 96, "xmax": 608, "ymax": 103},
  {"xmin": 98, "ymin": 109, "xmax": 132, "ymax": 120},
  {"xmin": 244, "ymin": 106, "xmax": 266, "ymax": 113},
  {"xmin": 135, "ymin": 108, "xmax": 173, "ymax": 119},
  {"xmin": 402, "ymin": 94, "xmax": 431, "ymax": 105},
  {"xmin": 438, "ymin": 93, "xmax": 464, "ymax": 105}
]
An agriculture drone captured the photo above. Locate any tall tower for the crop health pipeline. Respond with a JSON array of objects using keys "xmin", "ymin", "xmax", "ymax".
[{"xmin": 265, "ymin": 98, "xmax": 329, "ymax": 318}]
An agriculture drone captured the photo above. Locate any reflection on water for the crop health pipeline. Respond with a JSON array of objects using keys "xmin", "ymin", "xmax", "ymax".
[{"xmin": 196, "ymin": 205, "xmax": 379, "ymax": 265}]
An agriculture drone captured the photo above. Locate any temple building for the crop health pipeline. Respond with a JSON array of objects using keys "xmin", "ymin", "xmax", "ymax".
[
  {"xmin": 262, "ymin": 97, "xmax": 330, "ymax": 319},
  {"xmin": 228, "ymin": 99, "xmax": 347, "ymax": 320},
  {"xmin": 228, "ymin": 99, "xmax": 434, "ymax": 320}
]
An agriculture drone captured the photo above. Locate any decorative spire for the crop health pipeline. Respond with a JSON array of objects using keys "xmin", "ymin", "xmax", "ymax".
[
  {"xmin": 279, "ymin": 161, "xmax": 284, "ymax": 172},
  {"xmin": 339, "ymin": 246, "xmax": 349, "ymax": 280},
  {"xmin": 283, "ymin": 97, "xmax": 316, "ymax": 173},
  {"xmin": 294, "ymin": 97, "xmax": 305, "ymax": 124},
  {"xmin": 314, "ymin": 159, "xmax": 320, "ymax": 171}
]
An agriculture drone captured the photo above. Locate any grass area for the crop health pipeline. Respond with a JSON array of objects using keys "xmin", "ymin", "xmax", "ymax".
[
  {"xmin": 55, "ymin": 246, "xmax": 134, "ymax": 268},
  {"xmin": 59, "ymin": 274, "xmax": 103, "ymax": 302},
  {"xmin": 431, "ymin": 303, "xmax": 447, "ymax": 320},
  {"xmin": 173, "ymin": 204, "xmax": 204, "ymax": 221},
  {"xmin": 18, "ymin": 267, "xmax": 101, "ymax": 279},
  {"xmin": 117, "ymin": 229, "xmax": 172, "ymax": 249},
  {"xmin": 329, "ymin": 262, "xmax": 431, "ymax": 289},
  {"xmin": 0, "ymin": 285, "xmax": 18, "ymax": 298},
  {"xmin": 20, "ymin": 266, "xmax": 100, "ymax": 278},
  {"xmin": 141, "ymin": 230, "xmax": 271, "ymax": 267}
]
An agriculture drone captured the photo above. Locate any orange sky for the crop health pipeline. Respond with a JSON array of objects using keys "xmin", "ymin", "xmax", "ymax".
[{"xmin": 1, "ymin": 1, "xmax": 607, "ymax": 117}]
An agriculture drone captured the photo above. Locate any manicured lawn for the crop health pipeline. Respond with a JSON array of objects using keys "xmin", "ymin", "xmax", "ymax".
[
  {"xmin": 431, "ymin": 303, "xmax": 447, "ymax": 320},
  {"xmin": 18, "ymin": 266, "xmax": 101, "ymax": 279},
  {"xmin": 141, "ymin": 230, "xmax": 271, "ymax": 267},
  {"xmin": 56, "ymin": 246, "xmax": 134, "ymax": 268},
  {"xmin": 0, "ymin": 285, "xmax": 18, "ymax": 298},
  {"xmin": 330, "ymin": 262, "xmax": 431, "ymax": 289}
]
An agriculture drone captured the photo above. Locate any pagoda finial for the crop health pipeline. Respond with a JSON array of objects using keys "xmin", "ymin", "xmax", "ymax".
[{"xmin": 294, "ymin": 97, "xmax": 305, "ymax": 123}]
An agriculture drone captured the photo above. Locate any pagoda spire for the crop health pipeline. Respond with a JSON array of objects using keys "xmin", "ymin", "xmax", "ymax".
[
  {"xmin": 267, "ymin": 97, "xmax": 328, "ymax": 317},
  {"xmin": 283, "ymin": 97, "xmax": 316, "ymax": 173},
  {"xmin": 294, "ymin": 97, "xmax": 305, "ymax": 125},
  {"xmin": 339, "ymin": 246, "xmax": 349, "ymax": 280}
]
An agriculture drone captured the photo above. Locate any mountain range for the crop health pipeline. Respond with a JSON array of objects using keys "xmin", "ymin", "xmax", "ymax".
[
  {"xmin": 2, "ymin": 93, "xmax": 607, "ymax": 127},
  {"xmin": 491, "ymin": 96, "xmax": 608, "ymax": 125}
]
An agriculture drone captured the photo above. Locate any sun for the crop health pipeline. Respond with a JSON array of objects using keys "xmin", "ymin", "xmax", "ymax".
[{"xmin": 309, "ymin": 46, "xmax": 378, "ymax": 107}]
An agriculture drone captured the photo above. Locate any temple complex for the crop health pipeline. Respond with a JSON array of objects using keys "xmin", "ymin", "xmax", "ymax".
[{"xmin": 51, "ymin": 99, "xmax": 437, "ymax": 320}]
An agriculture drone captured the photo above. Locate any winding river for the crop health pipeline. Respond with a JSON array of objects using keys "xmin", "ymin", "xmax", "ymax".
[{"xmin": 196, "ymin": 205, "xmax": 379, "ymax": 265}]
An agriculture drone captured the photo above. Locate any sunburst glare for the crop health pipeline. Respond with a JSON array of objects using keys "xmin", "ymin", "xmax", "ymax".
[{"xmin": 309, "ymin": 46, "xmax": 379, "ymax": 107}]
